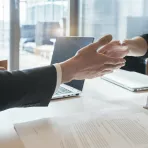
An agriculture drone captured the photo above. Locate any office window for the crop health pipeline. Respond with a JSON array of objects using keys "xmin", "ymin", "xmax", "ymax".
[
  {"xmin": 79, "ymin": 0, "xmax": 148, "ymax": 41},
  {"xmin": 0, "ymin": 0, "xmax": 10, "ymax": 61},
  {"xmin": 19, "ymin": 0, "xmax": 68, "ymax": 69}
]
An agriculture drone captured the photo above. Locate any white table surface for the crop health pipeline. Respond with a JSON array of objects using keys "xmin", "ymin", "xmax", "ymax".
[{"xmin": 0, "ymin": 78, "xmax": 148, "ymax": 148}]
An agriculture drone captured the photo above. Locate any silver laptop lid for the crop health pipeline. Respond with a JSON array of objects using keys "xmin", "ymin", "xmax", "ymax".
[
  {"xmin": 102, "ymin": 69, "xmax": 148, "ymax": 91},
  {"xmin": 51, "ymin": 37, "xmax": 94, "ymax": 91}
]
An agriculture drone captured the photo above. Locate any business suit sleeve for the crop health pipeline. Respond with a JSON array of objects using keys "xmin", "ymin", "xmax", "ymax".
[
  {"xmin": 140, "ymin": 34, "xmax": 148, "ymax": 57},
  {"xmin": 0, "ymin": 65, "xmax": 57, "ymax": 111}
]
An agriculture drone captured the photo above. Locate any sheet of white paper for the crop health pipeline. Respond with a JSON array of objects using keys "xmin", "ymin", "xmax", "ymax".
[{"xmin": 15, "ymin": 112, "xmax": 148, "ymax": 148}]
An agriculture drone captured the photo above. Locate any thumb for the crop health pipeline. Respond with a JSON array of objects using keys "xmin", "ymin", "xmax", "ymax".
[
  {"xmin": 104, "ymin": 56, "xmax": 126, "ymax": 65},
  {"xmin": 89, "ymin": 34, "xmax": 113, "ymax": 51}
]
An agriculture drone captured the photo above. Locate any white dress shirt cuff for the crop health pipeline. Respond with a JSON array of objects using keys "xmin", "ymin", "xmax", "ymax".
[{"xmin": 53, "ymin": 63, "xmax": 62, "ymax": 93}]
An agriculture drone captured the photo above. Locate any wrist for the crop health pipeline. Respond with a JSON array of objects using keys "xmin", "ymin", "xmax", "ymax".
[
  {"xmin": 60, "ymin": 56, "xmax": 79, "ymax": 83},
  {"xmin": 124, "ymin": 37, "xmax": 148, "ymax": 57}
]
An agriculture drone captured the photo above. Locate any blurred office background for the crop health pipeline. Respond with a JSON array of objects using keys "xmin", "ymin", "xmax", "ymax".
[{"xmin": 0, "ymin": 0, "xmax": 148, "ymax": 72}]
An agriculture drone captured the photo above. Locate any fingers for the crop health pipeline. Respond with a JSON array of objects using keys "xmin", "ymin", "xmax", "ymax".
[
  {"xmin": 104, "ymin": 63, "xmax": 125, "ymax": 70},
  {"xmin": 100, "ymin": 70, "xmax": 113, "ymax": 76},
  {"xmin": 122, "ymin": 39, "xmax": 131, "ymax": 45},
  {"xmin": 85, "ymin": 62, "xmax": 124, "ymax": 79},
  {"xmin": 104, "ymin": 55, "xmax": 126, "ymax": 65},
  {"xmin": 96, "ymin": 63, "xmax": 124, "ymax": 78},
  {"xmin": 102, "ymin": 41, "xmax": 128, "ymax": 53},
  {"xmin": 99, "ymin": 40, "xmax": 120, "ymax": 53},
  {"xmin": 88, "ymin": 34, "xmax": 113, "ymax": 51},
  {"xmin": 104, "ymin": 48, "xmax": 129, "ymax": 58},
  {"xmin": 99, "ymin": 63, "xmax": 125, "ymax": 72}
]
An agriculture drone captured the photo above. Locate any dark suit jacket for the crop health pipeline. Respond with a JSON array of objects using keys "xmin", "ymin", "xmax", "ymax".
[
  {"xmin": 122, "ymin": 34, "xmax": 148, "ymax": 72},
  {"xmin": 0, "ymin": 65, "xmax": 57, "ymax": 111}
]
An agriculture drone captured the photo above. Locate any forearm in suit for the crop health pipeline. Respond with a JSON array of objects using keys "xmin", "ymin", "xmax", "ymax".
[{"xmin": 0, "ymin": 65, "xmax": 57, "ymax": 111}]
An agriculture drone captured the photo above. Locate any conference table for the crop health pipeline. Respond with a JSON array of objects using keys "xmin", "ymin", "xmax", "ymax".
[{"xmin": 0, "ymin": 77, "xmax": 148, "ymax": 148}]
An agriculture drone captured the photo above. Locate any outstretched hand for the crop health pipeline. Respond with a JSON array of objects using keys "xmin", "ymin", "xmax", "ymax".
[
  {"xmin": 99, "ymin": 40, "xmax": 129, "ymax": 58},
  {"xmin": 60, "ymin": 35, "xmax": 126, "ymax": 83}
]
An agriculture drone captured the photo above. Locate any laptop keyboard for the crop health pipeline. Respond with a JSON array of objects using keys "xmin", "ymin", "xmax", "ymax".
[{"xmin": 55, "ymin": 86, "xmax": 72, "ymax": 95}]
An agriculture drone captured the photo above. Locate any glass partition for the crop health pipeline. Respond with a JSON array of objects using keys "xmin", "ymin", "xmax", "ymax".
[{"xmin": 19, "ymin": 0, "xmax": 69, "ymax": 69}]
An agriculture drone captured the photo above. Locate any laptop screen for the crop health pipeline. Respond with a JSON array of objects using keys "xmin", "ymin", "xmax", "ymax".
[{"xmin": 51, "ymin": 37, "xmax": 94, "ymax": 91}]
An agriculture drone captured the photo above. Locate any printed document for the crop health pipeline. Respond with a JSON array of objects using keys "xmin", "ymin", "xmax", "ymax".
[{"xmin": 15, "ymin": 112, "xmax": 148, "ymax": 148}]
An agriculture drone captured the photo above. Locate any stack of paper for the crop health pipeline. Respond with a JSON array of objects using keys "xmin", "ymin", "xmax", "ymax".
[{"xmin": 15, "ymin": 112, "xmax": 148, "ymax": 148}]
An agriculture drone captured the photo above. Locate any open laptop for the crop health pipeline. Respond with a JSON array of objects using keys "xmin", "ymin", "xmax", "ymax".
[
  {"xmin": 102, "ymin": 69, "xmax": 148, "ymax": 92},
  {"xmin": 51, "ymin": 37, "xmax": 94, "ymax": 99}
]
